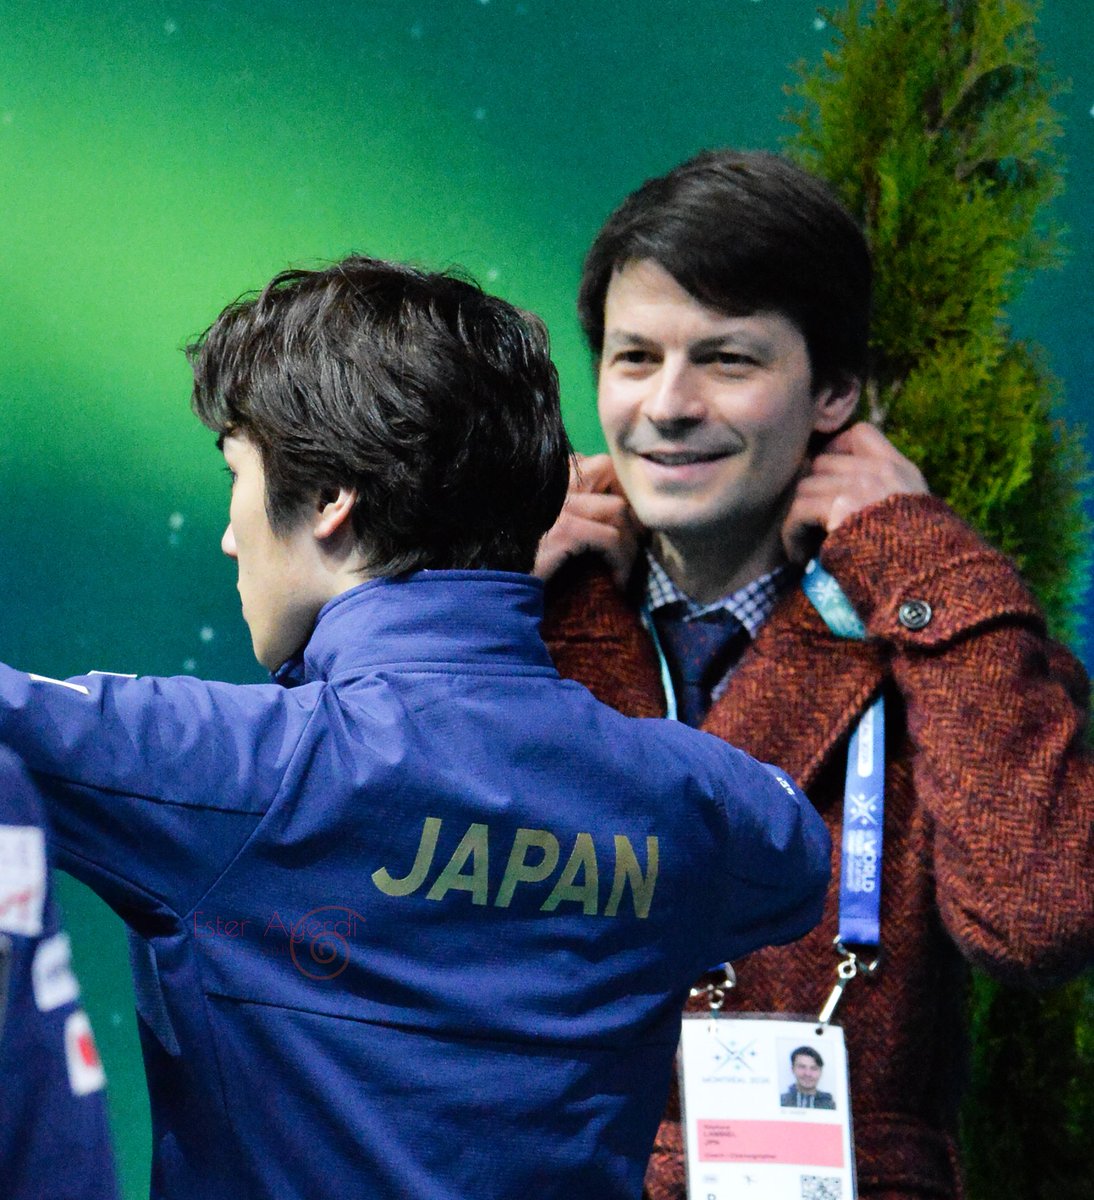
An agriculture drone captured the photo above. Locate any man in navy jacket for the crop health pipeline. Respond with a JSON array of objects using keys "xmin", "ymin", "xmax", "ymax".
[{"xmin": 0, "ymin": 257, "xmax": 829, "ymax": 1199}]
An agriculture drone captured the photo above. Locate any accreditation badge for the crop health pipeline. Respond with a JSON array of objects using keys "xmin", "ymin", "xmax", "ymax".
[{"xmin": 679, "ymin": 1014, "xmax": 855, "ymax": 1200}]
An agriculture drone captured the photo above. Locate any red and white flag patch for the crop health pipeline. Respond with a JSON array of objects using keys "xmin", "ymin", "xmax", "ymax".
[{"xmin": 64, "ymin": 1009, "xmax": 106, "ymax": 1096}]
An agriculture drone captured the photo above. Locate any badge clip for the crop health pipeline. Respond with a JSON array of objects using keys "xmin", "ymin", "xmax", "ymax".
[
  {"xmin": 818, "ymin": 938, "xmax": 882, "ymax": 1025},
  {"xmin": 690, "ymin": 962, "xmax": 736, "ymax": 1021}
]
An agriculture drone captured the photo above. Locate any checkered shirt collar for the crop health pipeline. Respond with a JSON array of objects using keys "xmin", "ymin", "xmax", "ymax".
[{"xmin": 643, "ymin": 550, "xmax": 797, "ymax": 640}]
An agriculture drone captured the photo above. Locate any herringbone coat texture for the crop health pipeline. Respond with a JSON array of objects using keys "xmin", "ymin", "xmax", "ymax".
[{"xmin": 542, "ymin": 494, "xmax": 1094, "ymax": 1199}]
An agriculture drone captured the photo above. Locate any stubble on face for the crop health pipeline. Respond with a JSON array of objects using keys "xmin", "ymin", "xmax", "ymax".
[{"xmin": 596, "ymin": 260, "xmax": 828, "ymax": 602}]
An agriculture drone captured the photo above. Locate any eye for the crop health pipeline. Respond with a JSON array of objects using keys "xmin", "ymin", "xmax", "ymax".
[
  {"xmin": 223, "ymin": 465, "xmax": 237, "ymax": 488},
  {"xmin": 611, "ymin": 348, "xmax": 658, "ymax": 369}
]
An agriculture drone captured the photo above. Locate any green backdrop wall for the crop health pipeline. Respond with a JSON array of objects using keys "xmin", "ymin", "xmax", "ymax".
[{"xmin": 2, "ymin": 2, "xmax": 1089, "ymax": 1193}]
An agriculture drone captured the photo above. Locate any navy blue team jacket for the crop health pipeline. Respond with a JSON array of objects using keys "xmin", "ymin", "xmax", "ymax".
[
  {"xmin": 0, "ymin": 572, "xmax": 829, "ymax": 1199},
  {"xmin": 0, "ymin": 746, "xmax": 119, "ymax": 1200}
]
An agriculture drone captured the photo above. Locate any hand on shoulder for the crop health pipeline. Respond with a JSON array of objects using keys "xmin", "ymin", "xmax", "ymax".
[
  {"xmin": 533, "ymin": 454, "xmax": 643, "ymax": 588},
  {"xmin": 782, "ymin": 423, "xmax": 929, "ymax": 563}
]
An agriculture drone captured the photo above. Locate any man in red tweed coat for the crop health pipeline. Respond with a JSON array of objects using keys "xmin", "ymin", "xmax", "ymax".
[{"xmin": 535, "ymin": 150, "xmax": 1094, "ymax": 1198}]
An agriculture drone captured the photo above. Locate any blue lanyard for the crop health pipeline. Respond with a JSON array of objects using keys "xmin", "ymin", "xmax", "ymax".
[
  {"xmin": 643, "ymin": 562, "xmax": 883, "ymax": 1020},
  {"xmin": 643, "ymin": 560, "xmax": 885, "ymax": 951},
  {"xmin": 644, "ymin": 564, "xmax": 884, "ymax": 1016},
  {"xmin": 639, "ymin": 604, "xmax": 678, "ymax": 722},
  {"xmin": 801, "ymin": 559, "xmax": 885, "ymax": 951}
]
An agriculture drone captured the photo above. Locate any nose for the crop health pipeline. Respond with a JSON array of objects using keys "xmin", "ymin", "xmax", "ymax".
[
  {"xmin": 643, "ymin": 358, "xmax": 704, "ymax": 429},
  {"xmin": 221, "ymin": 523, "xmax": 237, "ymax": 559}
]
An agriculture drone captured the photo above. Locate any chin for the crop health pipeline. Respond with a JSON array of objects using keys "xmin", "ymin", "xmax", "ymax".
[
  {"xmin": 636, "ymin": 502, "xmax": 734, "ymax": 540},
  {"xmin": 251, "ymin": 637, "xmax": 277, "ymax": 672}
]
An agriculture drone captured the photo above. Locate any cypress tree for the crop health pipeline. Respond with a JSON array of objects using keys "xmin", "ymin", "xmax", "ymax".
[{"xmin": 783, "ymin": 2, "xmax": 1091, "ymax": 1194}]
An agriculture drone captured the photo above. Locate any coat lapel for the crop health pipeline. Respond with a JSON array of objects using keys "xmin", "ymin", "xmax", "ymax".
[
  {"xmin": 542, "ymin": 559, "xmax": 665, "ymax": 719},
  {"xmin": 543, "ymin": 555, "xmax": 889, "ymax": 796},
  {"xmin": 703, "ymin": 588, "xmax": 888, "ymax": 794}
]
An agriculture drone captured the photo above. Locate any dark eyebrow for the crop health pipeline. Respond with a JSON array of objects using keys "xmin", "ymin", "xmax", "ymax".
[
  {"xmin": 690, "ymin": 335, "xmax": 736, "ymax": 356},
  {"xmin": 215, "ymin": 433, "xmax": 226, "ymax": 453},
  {"xmin": 690, "ymin": 333, "xmax": 771, "ymax": 356},
  {"xmin": 602, "ymin": 330, "xmax": 656, "ymax": 351},
  {"xmin": 604, "ymin": 329, "xmax": 772, "ymax": 355}
]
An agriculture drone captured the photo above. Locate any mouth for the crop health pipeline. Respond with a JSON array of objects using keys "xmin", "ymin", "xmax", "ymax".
[{"xmin": 635, "ymin": 446, "xmax": 738, "ymax": 470}]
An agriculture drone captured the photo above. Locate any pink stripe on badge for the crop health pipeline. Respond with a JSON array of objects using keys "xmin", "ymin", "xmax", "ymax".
[{"xmin": 697, "ymin": 1119, "xmax": 844, "ymax": 1166}]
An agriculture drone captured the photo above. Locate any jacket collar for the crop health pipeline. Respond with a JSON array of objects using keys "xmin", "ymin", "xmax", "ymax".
[{"xmin": 275, "ymin": 571, "xmax": 557, "ymax": 685}]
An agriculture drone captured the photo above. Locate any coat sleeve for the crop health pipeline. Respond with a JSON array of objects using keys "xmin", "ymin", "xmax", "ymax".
[
  {"xmin": 820, "ymin": 493, "xmax": 1094, "ymax": 984},
  {"xmin": 0, "ymin": 664, "xmax": 316, "ymax": 926}
]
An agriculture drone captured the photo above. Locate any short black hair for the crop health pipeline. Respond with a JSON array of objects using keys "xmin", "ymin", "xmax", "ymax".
[
  {"xmin": 578, "ymin": 149, "xmax": 872, "ymax": 390},
  {"xmin": 188, "ymin": 256, "xmax": 571, "ymax": 575},
  {"xmin": 790, "ymin": 1046, "xmax": 824, "ymax": 1069}
]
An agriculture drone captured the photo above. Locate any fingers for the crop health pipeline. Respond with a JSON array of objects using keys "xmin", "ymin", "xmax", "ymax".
[
  {"xmin": 534, "ymin": 456, "xmax": 641, "ymax": 587},
  {"xmin": 781, "ymin": 489, "xmax": 831, "ymax": 565},
  {"xmin": 788, "ymin": 474, "xmax": 874, "ymax": 536},
  {"xmin": 781, "ymin": 423, "xmax": 928, "ymax": 561},
  {"xmin": 571, "ymin": 453, "xmax": 620, "ymax": 495},
  {"xmin": 822, "ymin": 422, "xmax": 896, "ymax": 458},
  {"xmin": 818, "ymin": 424, "xmax": 926, "ymax": 483},
  {"xmin": 810, "ymin": 422, "xmax": 927, "ymax": 499}
]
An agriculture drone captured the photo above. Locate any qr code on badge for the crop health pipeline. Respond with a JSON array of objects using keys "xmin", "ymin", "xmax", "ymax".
[{"xmin": 801, "ymin": 1176, "xmax": 842, "ymax": 1200}]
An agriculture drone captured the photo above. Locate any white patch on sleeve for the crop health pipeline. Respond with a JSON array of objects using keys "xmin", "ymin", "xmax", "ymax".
[
  {"xmin": 33, "ymin": 931, "xmax": 80, "ymax": 1011},
  {"xmin": 86, "ymin": 670, "xmax": 137, "ymax": 679},
  {"xmin": 0, "ymin": 825, "xmax": 46, "ymax": 936},
  {"xmin": 28, "ymin": 674, "xmax": 91, "ymax": 695},
  {"xmin": 64, "ymin": 1009, "xmax": 106, "ymax": 1095}
]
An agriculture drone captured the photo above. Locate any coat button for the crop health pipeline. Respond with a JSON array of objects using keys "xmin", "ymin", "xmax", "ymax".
[{"xmin": 898, "ymin": 599, "xmax": 932, "ymax": 630}]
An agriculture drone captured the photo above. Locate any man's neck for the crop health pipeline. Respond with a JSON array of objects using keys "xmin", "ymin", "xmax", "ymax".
[{"xmin": 651, "ymin": 525, "xmax": 786, "ymax": 605}]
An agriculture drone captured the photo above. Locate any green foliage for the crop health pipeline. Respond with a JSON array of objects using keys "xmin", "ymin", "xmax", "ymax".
[
  {"xmin": 784, "ymin": 0, "xmax": 1089, "ymax": 638},
  {"xmin": 782, "ymin": 3, "xmax": 1092, "ymax": 1195},
  {"xmin": 886, "ymin": 341, "xmax": 1089, "ymax": 635},
  {"xmin": 964, "ymin": 973, "xmax": 1094, "ymax": 1200}
]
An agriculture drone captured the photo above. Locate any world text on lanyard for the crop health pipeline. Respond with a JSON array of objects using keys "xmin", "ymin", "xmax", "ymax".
[
  {"xmin": 642, "ymin": 566, "xmax": 884, "ymax": 1018},
  {"xmin": 801, "ymin": 559, "xmax": 885, "ymax": 1022}
]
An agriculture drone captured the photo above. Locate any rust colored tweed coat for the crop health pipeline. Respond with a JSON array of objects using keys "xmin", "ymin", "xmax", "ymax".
[{"xmin": 542, "ymin": 494, "xmax": 1094, "ymax": 1200}]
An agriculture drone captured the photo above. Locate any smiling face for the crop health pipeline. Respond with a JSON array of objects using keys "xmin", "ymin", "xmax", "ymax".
[
  {"xmin": 597, "ymin": 260, "xmax": 857, "ymax": 591},
  {"xmin": 220, "ymin": 433, "xmax": 335, "ymax": 671},
  {"xmin": 792, "ymin": 1052, "xmax": 823, "ymax": 1094}
]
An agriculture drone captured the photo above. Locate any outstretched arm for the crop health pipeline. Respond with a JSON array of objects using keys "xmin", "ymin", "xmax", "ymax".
[{"xmin": 0, "ymin": 664, "xmax": 310, "ymax": 924}]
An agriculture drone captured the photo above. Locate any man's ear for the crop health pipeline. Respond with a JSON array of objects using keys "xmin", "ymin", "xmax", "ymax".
[
  {"xmin": 811, "ymin": 374, "xmax": 861, "ymax": 436},
  {"xmin": 313, "ymin": 487, "xmax": 357, "ymax": 541}
]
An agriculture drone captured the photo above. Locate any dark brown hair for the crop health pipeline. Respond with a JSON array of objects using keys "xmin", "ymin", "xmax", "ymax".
[
  {"xmin": 578, "ymin": 150, "xmax": 872, "ymax": 390},
  {"xmin": 790, "ymin": 1046, "xmax": 824, "ymax": 1068},
  {"xmin": 189, "ymin": 256, "xmax": 571, "ymax": 575}
]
